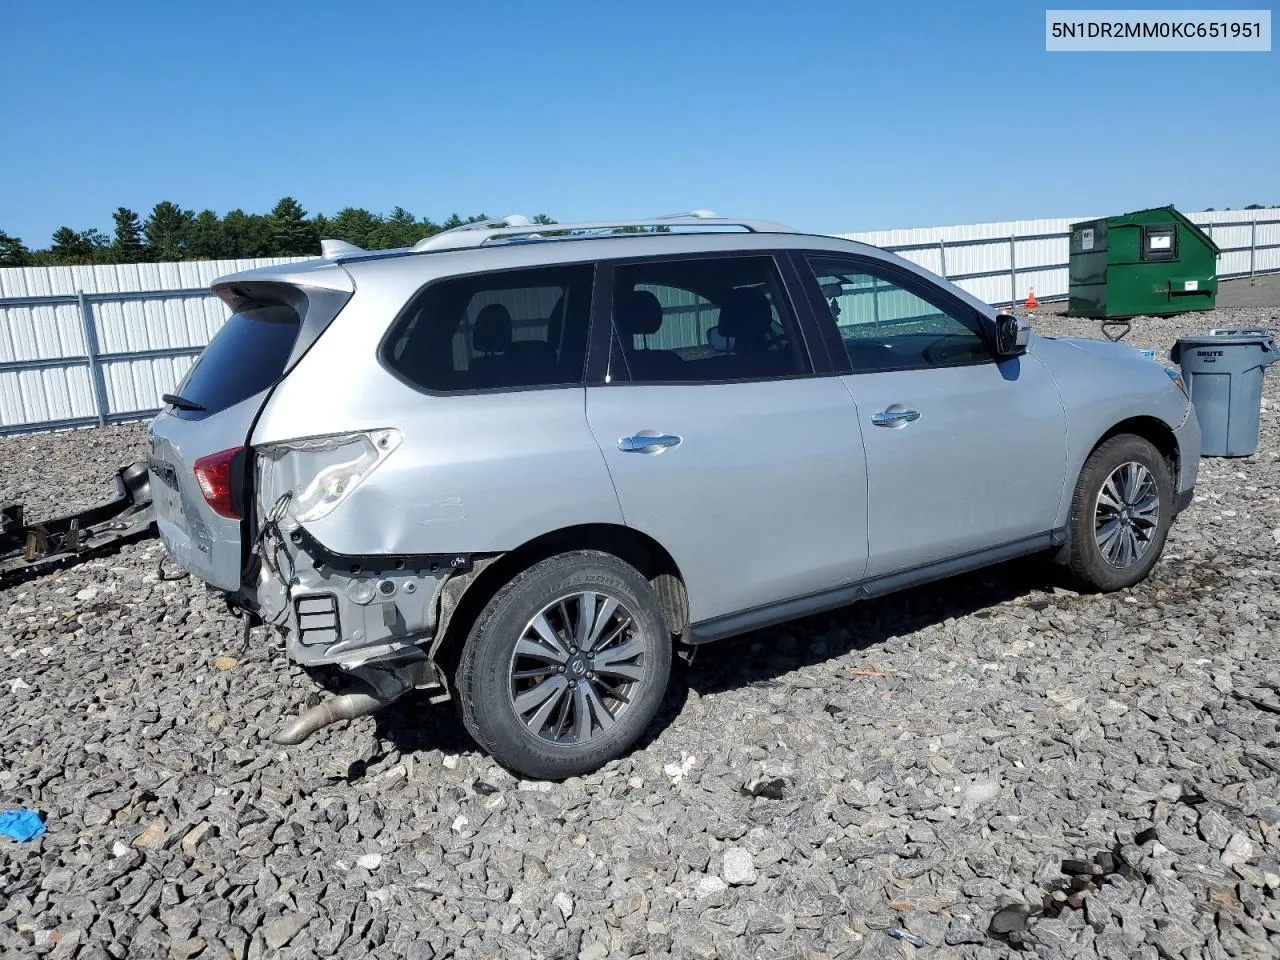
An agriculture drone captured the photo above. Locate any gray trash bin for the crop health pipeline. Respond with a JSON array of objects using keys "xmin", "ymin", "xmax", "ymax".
[{"xmin": 1170, "ymin": 327, "xmax": 1277, "ymax": 457}]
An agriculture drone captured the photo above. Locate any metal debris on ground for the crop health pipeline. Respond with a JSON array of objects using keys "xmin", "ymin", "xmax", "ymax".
[
  {"xmin": 739, "ymin": 775, "xmax": 787, "ymax": 799},
  {"xmin": 887, "ymin": 928, "xmax": 926, "ymax": 947},
  {"xmin": 0, "ymin": 461, "xmax": 154, "ymax": 588},
  {"xmin": 989, "ymin": 841, "xmax": 1150, "ymax": 947}
]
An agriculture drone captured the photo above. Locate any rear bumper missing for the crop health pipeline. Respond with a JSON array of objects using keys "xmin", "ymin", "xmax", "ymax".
[
  {"xmin": 228, "ymin": 524, "xmax": 493, "ymax": 743},
  {"xmin": 249, "ymin": 525, "xmax": 468, "ymax": 671}
]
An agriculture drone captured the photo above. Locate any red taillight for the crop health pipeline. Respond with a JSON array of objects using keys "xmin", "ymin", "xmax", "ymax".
[{"xmin": 193, "ymin": 447, "xmax": 244, "ymax": 519}]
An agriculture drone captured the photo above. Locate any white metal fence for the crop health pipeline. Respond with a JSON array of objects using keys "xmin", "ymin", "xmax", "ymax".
[
  {"xmin": 1, "ymin": 208, "xmax": 1277, "ymax": 436},
  {"xmin": 0, "ymin": 258, "xmax": 304, "ymax": 436},
  {"xmin": 840, "ymin": 207, "xmax": 1280, "ymax": 306}
]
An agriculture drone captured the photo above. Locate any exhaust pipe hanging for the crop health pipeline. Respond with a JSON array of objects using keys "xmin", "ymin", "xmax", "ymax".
[
  {"xmin": 271, "ymin": 656, "xmax": 431, "ymax": 745},
  {"xmin": 272, "ymin": 691, "xmax": 391, "ymax": 745}
]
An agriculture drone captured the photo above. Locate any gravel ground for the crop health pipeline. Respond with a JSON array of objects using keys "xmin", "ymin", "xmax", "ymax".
[{"xmin": 1, "ymin": 306, "xmax": 1278, "ymax": 960}]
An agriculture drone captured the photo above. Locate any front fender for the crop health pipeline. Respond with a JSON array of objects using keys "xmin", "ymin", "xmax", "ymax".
[{"xmin": 1030, "ymin": 337, "xmax": 1194, "ymax": 530}]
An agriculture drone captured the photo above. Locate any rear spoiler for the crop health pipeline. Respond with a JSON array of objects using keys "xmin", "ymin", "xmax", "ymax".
[{"xmin": 209, "ymin": 275, "xmax": 355, "ymax": 375}]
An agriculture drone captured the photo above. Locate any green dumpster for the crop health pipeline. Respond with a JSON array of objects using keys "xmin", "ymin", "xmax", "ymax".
[{"xmin": 1067, "ymin": 205, "xmax": 1219, "ymax": 319}]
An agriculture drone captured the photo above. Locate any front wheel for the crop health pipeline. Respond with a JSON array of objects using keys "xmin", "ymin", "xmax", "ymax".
[
  {"xmin": 455, "ymin": 551, "xmax": 672, "ymax": 780},
  {"xmin": 1066, "ymin": 434, "xmax": 1174, "ymax": 591}
]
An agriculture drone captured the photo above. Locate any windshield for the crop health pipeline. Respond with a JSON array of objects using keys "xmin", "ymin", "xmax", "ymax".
[{"xmin": 171, "ymin": 303, "xmax": 300, "ymax": 418}]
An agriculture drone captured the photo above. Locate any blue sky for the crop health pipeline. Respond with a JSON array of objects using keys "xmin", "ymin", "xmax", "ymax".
[{"xmin": 4, "ymin": 1, "xmax": 1276, "ymax": 245}]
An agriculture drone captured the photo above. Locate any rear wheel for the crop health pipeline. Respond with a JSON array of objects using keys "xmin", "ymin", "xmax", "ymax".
[
  {"xmin": 1067, "ymin": 434, "xmax": 1173, "ymax": 591},
  {"xmin": 455, "ymin": 551, "xmax": 672, "ymax": 779}
]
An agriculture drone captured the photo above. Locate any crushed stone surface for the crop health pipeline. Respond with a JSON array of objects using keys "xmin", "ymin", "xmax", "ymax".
[{"xmin": 1, "ymin": 305, "xmax": 1277, "ymax": 959}]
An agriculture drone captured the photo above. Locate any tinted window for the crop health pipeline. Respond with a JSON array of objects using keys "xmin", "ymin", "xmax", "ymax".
[
  {"xmin": 384, "ymin": 264, "xmax": 592, "ymax": 392},
  {"xmin": 173, "ymin": 303, "xmax": 300, "ymax": 416},
  {"xmin": 806, "ymin": 256, "xmax": 991, "ymax": 372},
  {"xmin": 611, "ymin": 256, "xmax": 810, "ymax": 383}
]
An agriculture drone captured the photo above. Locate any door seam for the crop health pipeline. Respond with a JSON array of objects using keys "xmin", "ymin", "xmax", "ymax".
[
  {"xmin": 582, "ymin": 386, "xmax": 630, "ymax": 527},
  {"xmin": 834, "ymin": 376, "xmax": 874, "ymax": 583}
]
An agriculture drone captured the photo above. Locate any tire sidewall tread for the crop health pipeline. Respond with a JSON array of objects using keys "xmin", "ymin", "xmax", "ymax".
[
  {"xmin": 455, "ymin": 550, "xmax": 672, "ymax": 780},
  {"xmin": 1067, "ymin": 434, "xmax": 1174, "ymax": 591}
]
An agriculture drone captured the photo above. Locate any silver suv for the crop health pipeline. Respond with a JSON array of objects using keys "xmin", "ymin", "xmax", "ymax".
[{"xmin": 148, "ymin": 212, "xmax": 1201, "ymax": 778}]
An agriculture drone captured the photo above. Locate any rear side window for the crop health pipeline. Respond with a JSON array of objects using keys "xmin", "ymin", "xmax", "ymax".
[
  {"xmin": 383, "ymin": 264, "xmax": 593, "ymax": 392},
  {"xmin": 610, "ymin": 256, "xmax": 811, "ymax": 383},
  {"xmin": 173, "ymin": 303, "xmax": 300, "ymax": 416}
]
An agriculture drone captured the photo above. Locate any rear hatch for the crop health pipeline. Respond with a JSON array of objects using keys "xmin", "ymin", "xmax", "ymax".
[{"xmin": 148, "ymin": 268, "xmax": 352, "ymax": 591}]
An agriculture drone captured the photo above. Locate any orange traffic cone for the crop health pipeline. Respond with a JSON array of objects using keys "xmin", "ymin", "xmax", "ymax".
[{"xmin": 1025, "ymin": 289, "xmax": 1039, "ymax": 310}]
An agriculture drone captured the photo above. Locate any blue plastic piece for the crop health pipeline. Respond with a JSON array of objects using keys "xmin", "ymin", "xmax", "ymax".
[{"xmin": 0, "ymin": 808, "xmax": 47, "ymax": 841}]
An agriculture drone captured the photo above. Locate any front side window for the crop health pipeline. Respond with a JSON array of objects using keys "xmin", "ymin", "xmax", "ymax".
[
  {"xmin": 610, "ymin": 256, "xmax": 811, "ymax": 383},
  {"xmin": 383, "ymin": 264, "xmax": 593, "ymax": 392},
  {"xmin": 805, "ymin": 256, "xmax": 991, "ymax": 372}
]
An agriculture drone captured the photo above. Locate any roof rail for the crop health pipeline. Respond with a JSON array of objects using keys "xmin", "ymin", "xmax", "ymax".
[
  {"xmin": 318, "ymin": 216, "xmax": 533, "ymax": 259},
  {"xmin": 411, "ymin": 214, "xmax": 536, "ymax": 248},
  {"xmin": 410, "ymin": 210, "xmax": 798, "ymax": 253}
]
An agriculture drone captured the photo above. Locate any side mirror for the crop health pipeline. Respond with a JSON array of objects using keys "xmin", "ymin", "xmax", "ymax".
[{"xmin": 994, "ymin": 312, "xmax": 1030, "ymax": 357}]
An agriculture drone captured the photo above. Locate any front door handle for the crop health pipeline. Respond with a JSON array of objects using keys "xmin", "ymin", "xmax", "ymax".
[
  {"xmin": 618, "ymin": 432, "xmax": 682, "ymax": 454},
  {"xmin": 871, "ymin": 408, "xmax": 920, "ymax": 427}
]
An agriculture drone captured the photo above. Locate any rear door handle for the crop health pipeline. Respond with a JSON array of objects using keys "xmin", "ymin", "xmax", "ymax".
[
  {"xmin": 618, "ymin": 432, "xmax": 682, "ymax": 454},
  {"xmin": 871, "ymin": 408, "xmax": 920, "ymax": 427}
]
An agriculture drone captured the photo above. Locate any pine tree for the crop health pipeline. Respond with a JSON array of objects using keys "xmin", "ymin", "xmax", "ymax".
[
  {"xmin": 270, "ymin": 197, "xmax": 319, "ymax": 256},
  {"xmin": 82, "ymin": 229, "xmax": 113, "ymax": 260},
  {"xmin": 0, "ymin": 231, "xmax": 31, "ymax": 266},
  {"xmin": 366, "ymin": 206, "xmax": 420, "ymax": 249},
  {"xmin": 49, "ymin": 227, "xmax": 110, "ymax": 264},
  {"xmin": 111, "ymin": 207, "xmax": 145, "ymax": 262},
  {"xmin": 190, "ymin": 210, "xmax": 228, "ymax": 260},
  {"xmin": 222, "ymin": 210, "xmax": 275, "ymax": 258},
  {"xmin": 49, "ymin": 227, "xmax": 83, "ymax": 261},
  {"xmin": 416, "ymin": 214, "xmax": 441, "ymax": 241},
  {"xmin": 326, "ymin": 207, "xmax": 383, "ymax": 249},
  {"xmin": 144, "ymin": 202, "xmax": 195, "ymax": 261}
]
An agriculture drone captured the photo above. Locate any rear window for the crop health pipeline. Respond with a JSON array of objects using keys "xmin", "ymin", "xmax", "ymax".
[
  {"xmin": 172, "ymin": 303, "xmax": 300, "ymax": 417},
  {"xmin": 381, "ymin": 264, "xmax": 594, "ymax": 393}
]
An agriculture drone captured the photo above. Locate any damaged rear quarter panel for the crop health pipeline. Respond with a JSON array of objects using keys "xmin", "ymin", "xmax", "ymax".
[{"xmin": 249, "ymin": 256, "xmax": 624, "ymax": 558}]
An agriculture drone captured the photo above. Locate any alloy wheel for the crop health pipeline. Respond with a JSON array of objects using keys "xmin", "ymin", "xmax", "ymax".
[
  {"xmin": 507, "ymin": 591, "xmax": 646, "ymax": 744},
  {"xmin": 1094, "ymin": 461, "xmax": 1161, "ymax": 568}
]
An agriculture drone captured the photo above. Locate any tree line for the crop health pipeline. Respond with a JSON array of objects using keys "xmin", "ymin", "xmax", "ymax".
[
  {"xmin": 0, "ymin": 199, "xmax": 558, "ymax": 268},
  {"xmin": 4, "ymin": 200, "xmax": 1273, "ymax": 269}
]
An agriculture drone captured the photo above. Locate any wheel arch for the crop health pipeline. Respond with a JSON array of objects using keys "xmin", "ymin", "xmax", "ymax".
[
  {"xmin": 1092, "ymin": 415, "xmax": 1180, "ymax": 485},
  {"xmin": 1058, "ymin": 419, "xmax": 1178, "ymax": 588},
  {"xmin": 433, "ymin": 523, "xmax": 688, "ymax": 673},
  {"xmin": 1052, "ymin": 415, "xmax": 1180, "ymax": 566}
]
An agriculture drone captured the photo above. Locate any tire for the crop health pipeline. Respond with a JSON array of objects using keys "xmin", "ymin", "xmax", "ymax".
[
  {"xmin": 455, "ymin": 550, "xmax": 673, "ymax": 780},
  {"xmin": 1066, "ymin": 434, "xmax": 1174, "ymax": 591}
]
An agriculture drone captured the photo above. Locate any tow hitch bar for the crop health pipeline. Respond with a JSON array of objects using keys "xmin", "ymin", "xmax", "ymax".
[{"xmin": 1, "ymin": 461, "xmax": 156, "ymax": 588}]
